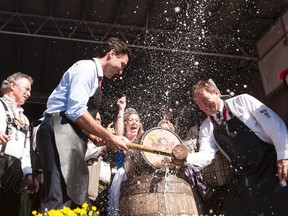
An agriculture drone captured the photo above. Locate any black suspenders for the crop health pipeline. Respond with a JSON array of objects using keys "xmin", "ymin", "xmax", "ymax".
[{"xmin": 0, "ymin": 99, "xmax": 10, "ymax": 154}]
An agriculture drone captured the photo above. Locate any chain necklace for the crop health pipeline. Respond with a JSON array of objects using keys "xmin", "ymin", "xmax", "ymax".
[{"xmin": 2, "ymin": 97, "xmax": 25, "ymax": 126}]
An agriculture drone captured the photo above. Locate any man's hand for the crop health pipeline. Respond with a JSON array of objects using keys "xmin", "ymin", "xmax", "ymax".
[
  {"xmin": 76, "ymin": 111, "xmax": 127, "ymax": 151},
  {"xmin": 0, "ymin": 131, "xmax": 9, "ymax": 144},
  {"xmin": 277, "ymin": 159, "xmax": 288, "ymax": 182},
  {"xmin": 89, "ymin": 133, "xmax": 128, "ymax": 151},
  {"xmin": 21, "ymin": 174, "xmax": 39, "ymax": 194},
  {"xmin": 108, "ymin": 134, "xmax": 128, "ymax": 151},
  {"xmin": 89, "ymin": 134, "xmax": 105, "ymax": 146}
]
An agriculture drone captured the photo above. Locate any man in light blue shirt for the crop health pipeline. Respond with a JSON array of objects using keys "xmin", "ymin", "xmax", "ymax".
[{"xmin": 36, "ymin": 37, "xmax": 131, "ymax": 212}]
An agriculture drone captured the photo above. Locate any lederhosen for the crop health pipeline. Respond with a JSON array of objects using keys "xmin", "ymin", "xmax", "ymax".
[
  {"xmin": 37, "ymin": 60, "xmax": 103, "ymax": 208},
  {"xmin": 0, "ymin": 98, "xmax": 29, "ymax": 193},
  {"xmin": 211, "ymin": 103, "xmax": 288, "ymax": 216},
  {"xmin": 0, "ymin": 98, "xmax": 29, "ymax": 215}
]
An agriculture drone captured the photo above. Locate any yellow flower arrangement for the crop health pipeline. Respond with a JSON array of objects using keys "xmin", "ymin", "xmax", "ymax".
[{"xmin": 32, "ymin": 202, "xmax": 100, "ymax": 216}]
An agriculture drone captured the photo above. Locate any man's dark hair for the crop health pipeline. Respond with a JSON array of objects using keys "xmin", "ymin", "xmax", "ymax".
[
  {"xmin": 192, "ymin": 80, "xmax": 218, "ymax": 99},
  {"xmin": 96, "ymin": 37, "xmax": 131, "ymax": 59}
]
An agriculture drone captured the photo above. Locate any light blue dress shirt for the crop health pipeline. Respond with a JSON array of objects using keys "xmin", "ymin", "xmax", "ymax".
[{"xmin": 44, "ymin": 58, "xmax": 103, "ymax": 122}]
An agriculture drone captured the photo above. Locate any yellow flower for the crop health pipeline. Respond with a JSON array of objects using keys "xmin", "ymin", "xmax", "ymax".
[
  {"xmin": 82, "ymin": 202, "xmax": 89, "ymax": 209},
  {"xmin": 80, "ymin": 208, "xmax": 86, "ymax": 215},
  {"xmin": 62, "ymin": 206, "xmax": 71, "ymax": 214},
  {"xmin": 32, "ymin": 202, "xmax": 99, "ymax": 216},
  {"xmin": 73, "ymin": 207, "xmax": 82, "ymax": 214},
  {"xmin": 48, "ymin": 209, "xmax": 64, "ymax": 216}
]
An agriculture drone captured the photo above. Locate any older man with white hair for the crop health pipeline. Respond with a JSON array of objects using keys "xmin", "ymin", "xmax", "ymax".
[{"xmin": 0, "ymin": 72, "xmax": 39, "ymax": 216}]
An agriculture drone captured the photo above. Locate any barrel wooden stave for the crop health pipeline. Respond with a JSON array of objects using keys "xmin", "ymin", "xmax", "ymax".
[{"xmin": 120, "ymin": 175, "xmax": 199, "ymax": 216}]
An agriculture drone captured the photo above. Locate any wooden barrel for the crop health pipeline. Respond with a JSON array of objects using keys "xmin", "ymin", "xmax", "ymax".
[{"xmin": 119, "ymin": 174, "xmax": 200, "ymax": 216}]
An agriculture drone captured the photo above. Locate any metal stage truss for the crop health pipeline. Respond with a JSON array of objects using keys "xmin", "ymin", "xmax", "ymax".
[{"xmin": 0, "ymin": 10, "xmax": 257, "ymax": 61}]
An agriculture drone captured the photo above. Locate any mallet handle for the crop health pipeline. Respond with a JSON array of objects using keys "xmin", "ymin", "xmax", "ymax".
[
  {"xmin": 126, "ymin": 143, "xmax": 172, "ymax": 157},
  {"xmin": 89, "ymin": 134, "xmax": 172, "ymax": 156}
]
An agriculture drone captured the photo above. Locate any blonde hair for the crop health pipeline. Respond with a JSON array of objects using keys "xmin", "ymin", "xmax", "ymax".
[
  {"xmin": 157, "ymin": 119, "xmax": 175, "ymax": 132},
  {"xmin": 124, "ymin": 108, "xmax": 144, "ymax": 143}
]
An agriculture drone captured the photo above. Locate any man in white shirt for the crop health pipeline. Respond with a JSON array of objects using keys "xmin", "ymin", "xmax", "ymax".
[
  {"xmin": 0, "ymin": 72, "xmax": 39, "ymax": 216},
  {"xmin": 186, "ymin": 80, "xmax": 288, "ymax": 216}
]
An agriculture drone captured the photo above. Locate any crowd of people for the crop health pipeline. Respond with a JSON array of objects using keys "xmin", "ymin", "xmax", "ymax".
[{"xmin": 0, "ymin": 36, "xmax": 287, "ymax": 216}]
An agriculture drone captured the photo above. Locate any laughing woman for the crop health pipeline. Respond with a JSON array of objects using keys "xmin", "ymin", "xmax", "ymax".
[{"xmin": 108, "ymin": 96, "xmax": 144, "ymax": 216}]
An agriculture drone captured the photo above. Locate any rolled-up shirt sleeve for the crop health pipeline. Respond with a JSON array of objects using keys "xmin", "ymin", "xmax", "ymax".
[
  {"xmin": 65, "ymin": 61, "xmax": 98, "ymax": 122},
  {"xmin": 45, "ymin": 60, "xmax": 100, "ymax": 122},
  {"xmin": 186, "ymin": 118, "xmax": 218, "ymax": 170}
]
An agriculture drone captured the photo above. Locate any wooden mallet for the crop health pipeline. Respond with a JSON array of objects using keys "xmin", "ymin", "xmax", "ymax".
[
  {"xmin": 89, "ymin": 134, "xmax": 188, "ymax": 166},
  {"xmin": 126, "ymin": 142, "xmax": 188, "ymax": 166}
]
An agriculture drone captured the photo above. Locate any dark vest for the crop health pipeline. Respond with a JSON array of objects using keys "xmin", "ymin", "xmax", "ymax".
[
  {"xmin": 211, "ymin": 105, "xmax": 288, "ymax": 216},
  {"xmin": 87, "ymin": 84, "xmax": 103, "ymax": 119}
]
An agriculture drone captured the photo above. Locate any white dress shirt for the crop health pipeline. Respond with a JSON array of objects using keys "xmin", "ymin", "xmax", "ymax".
[
  {"xmin": 0, "ymin": 95, "xmax": 32, "ymax": 175},
  {"xmin": 186, "ymin": 94, "xmax": 288, "ymax": 170}
]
